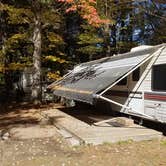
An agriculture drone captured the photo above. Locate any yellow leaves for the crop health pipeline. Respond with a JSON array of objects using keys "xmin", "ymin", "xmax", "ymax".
[
  {"xmin": 0, "ymin": 63, "xmax": 29, "ymax": 73},
  {"xmin": 47, "ymin": 71, "xmax": 61, "ymax": 80},
  {"xmin": 42, "ymin": 10, "xmax": 61, "ymax": 25},
  {"xmin": 47, "ymin": 32, "xmax": 65, "ymax": 50},
  {"xmin": 77, "ymin": 45, "xmax": 102, "ymax": 55},
  {"xmin": 8, "ymin": 33, "xmax": 27, "ymax": 44},
  {"xmin": 0, "ymin": 3, "xmax": 32, "ymax": 24},
  {"xmin": 0, "ymin": 3, "xmax": 8, "ymax": 11},
  {"xmin": 2, "ymin": 33, "xmax": 28, "ymax": 55},
  {"xmin": 0, "ymin": 50, "xmax": 3, "ymax": 58},
  {"xmin": 5, "ymin": 33, "xmax": 27, "ymax": 47},
  {"xmin": 47, "ymin": 32, "xmax": 64, "ymax": 45},
  {"xmin": 78, "ymin": 33, "xmax": 103, "ymax": 45},
  {"xmin": 0, "ymin": 65, "xmax": 5, "ymax": 73},
  {"xmin": 45, "ymin": 55, "xmax": 67, "ymax": 63},
  {"xmin": 3, "ymin": 33, "xmax": 28, "ymax": 53},
  {"xmin": 8, "ymin": 63, "xmax": 26, "ymax": 71}
]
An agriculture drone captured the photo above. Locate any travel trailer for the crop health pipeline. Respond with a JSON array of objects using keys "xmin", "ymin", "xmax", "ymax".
[{"xmin": 48, "ymin": 44, "xmax": 166, "ymax": 124}]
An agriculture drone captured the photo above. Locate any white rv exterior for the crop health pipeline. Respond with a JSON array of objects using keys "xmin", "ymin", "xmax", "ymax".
[{"xmin": 105, "ymin": 45, "xmax": 166, "ymax": 123}]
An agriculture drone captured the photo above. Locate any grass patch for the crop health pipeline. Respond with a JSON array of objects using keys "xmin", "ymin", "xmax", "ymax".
[
  {"xmin": 117, "ymin": 139, "xmax": 133, "ymax": 145},
  {"xmin": 160, "ymin": 140, "xmax": 166, "ymax": 146},
  {"xmin": 103, "ymin": 142, "xmax": 113, "ymax": 146}
]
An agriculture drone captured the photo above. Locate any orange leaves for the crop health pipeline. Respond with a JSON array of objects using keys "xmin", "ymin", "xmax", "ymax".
[
  {"xmin": 66, "ymin": 0, "xmax": 74, "ymax": 3},
  {"xmin": 80, "ymin": 3, "xmax": 108, "ymax": 26},
  {"xmin": 88, "ymin": 0, "xmax": 96, "ymax": 3},
  {"xmin": 78, "ymin": 1, "xmax": 110, "ymax": 27},
  {"xmin": 57, "ymin": 0, "xmax": 110, "ymax": 27},
  {"xmin": 66, "ymin": 5, "xmax": 77, "ymax": 12},
  {"xmin": 57, "ymin": 0, "xmax": 74, "ymax": 3}
]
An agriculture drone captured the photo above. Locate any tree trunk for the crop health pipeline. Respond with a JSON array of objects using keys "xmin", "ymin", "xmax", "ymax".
[
  {"xmin": 103, "ymin": 23, "xmax": 111, "ymax": 56},
  {"xmin": 0, "ymin": 10, "xmax": 12, "ymax": 102},
  {"xmin": 31, "ymin": 8, "xmax": 42, "ymax": 104}
]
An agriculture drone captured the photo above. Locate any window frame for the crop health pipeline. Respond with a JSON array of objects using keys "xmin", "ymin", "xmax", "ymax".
[
  {"xmin": 151, "ymin": 63, "xmax": 166, "ymax": 92},
  {"xmin": 132, "ymin": 67, "xmax": 140, "ymax": 82}
]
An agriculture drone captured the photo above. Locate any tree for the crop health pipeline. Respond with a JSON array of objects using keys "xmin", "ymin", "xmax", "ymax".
[
  {"xmin": 96, "ymin": 0, "xmax": 137, "ymax": 55},
  {"xmin": 1, "ymin": 0, "xmax": 108, "ymax": 104},
  {"xmin": 0, "ymin": 1, "xmax": 66, "ymax": 103},
  {"xmin": 0, "ymin": 2, "xmax": 32, "ymax": 101},
  {"xmin": 134, "ymin": 0, "xmax": 166, "ymax": 44},
  {"xmin": 76, "ymin": 24, "xmax": 104, "ymax": 61},
  {"xmin": 28, "ymin": 0, "xmax": 109, "ymax": 103},
  {"xmin": 58, "ymin": 0, "xmax": 109, "ymax": 27},
  {"xmin": 95, "ymin": 0, "xmax": 165, "ymax": 54}
]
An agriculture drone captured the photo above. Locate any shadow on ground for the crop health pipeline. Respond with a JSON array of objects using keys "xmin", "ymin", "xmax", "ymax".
[
  {"xmin": 0, "ymin": 102, "xmax": 64, "ymax": 130},
  {"xmin": 59, "ymin": 103, "xmax": 166, "ymax": 135}
]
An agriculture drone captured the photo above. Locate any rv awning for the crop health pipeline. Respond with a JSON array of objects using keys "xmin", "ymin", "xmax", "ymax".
[{"xmin": 49, "ymin": 47, "xmax": 158, "ymax": 104}]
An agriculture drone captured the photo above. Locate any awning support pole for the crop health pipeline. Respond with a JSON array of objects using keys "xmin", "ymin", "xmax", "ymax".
[
  {"xmin": 94, "ymin": 95, "xmax": 156, "ymax": 124},
  {"xmin": 98, "ymin": 95, "xmax": 132, "ymax": 110}
]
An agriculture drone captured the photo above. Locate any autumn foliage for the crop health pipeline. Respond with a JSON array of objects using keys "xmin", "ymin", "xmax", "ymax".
[{"xmin": 57, "ymin": 0, "xmax": 109, "ymax": 27}]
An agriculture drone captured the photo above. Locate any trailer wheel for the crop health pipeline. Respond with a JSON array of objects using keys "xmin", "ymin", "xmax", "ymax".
[{"xmin": 139, "ymin": 119, "xmax": 143, "ymax": 125}]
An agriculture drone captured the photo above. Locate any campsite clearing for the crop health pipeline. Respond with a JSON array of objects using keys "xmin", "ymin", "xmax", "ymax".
[
  {"xmin": 0, "ymin": 132, "xmax": 166, "ymax": 166},
  {"xmin": 0, "ymin": 103, "xmax": 166, "ymax": 165}
]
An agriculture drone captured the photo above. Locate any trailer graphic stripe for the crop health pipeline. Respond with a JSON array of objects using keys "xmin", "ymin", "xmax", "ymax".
[{"xmin": 144, "ymin": 93, "xmax": 166, "ymax": 101}]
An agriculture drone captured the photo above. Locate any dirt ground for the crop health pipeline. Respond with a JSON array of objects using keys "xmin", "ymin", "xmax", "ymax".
[
  {"xmin": 1, "ymin": 137, "xmax": 166, "ymax": 166},
  {"xmin": 0, "ymin": 103, "xmax": 166, "ymax": 166}
]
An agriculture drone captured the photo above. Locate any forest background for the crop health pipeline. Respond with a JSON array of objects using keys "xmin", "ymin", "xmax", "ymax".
[{"xmin": 0, "ymin": 0, "xmax": 165, "ymax": 104}]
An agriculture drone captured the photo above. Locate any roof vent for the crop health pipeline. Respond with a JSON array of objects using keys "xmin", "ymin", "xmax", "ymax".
[{"xmin": 131, "ymin": 45, "xmax": 153, "ymax": 52}]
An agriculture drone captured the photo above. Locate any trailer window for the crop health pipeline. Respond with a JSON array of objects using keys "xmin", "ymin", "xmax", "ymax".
[
  {"xmin": 132, "ymin": 67, "xmax": 140, "ymax": 81},
  {"xmin": 117, "ymin": 77, "xmax": 127, "ymax": 86},
  {"xmin": 152, "ymin": 64, "xmax": 166, "ymax": 91}
]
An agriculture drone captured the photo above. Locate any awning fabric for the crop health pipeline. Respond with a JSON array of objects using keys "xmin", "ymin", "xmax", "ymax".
[{"xmin": 49, "ymin": 46, "xmax": 158, "ymax": 104}]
